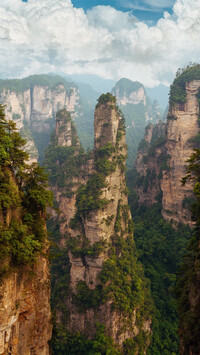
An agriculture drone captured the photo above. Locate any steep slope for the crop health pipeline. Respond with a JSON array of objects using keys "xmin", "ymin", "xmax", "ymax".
[
  {"xmin": 135, "ymin": 122, "xmax": 167, "ymax": 206},
  {"xmin": 161, "ymin": 75, "xmax": 200, "ymax": 225},
  {"xmin": 46, "ymin": 96, "xmax": 151, "ymax": 353},
  {"xmin": 174, "ymin": 148, "xmax": 200, "ymax": 355},
  {"xmin": 0, "ymin": 105, "xmax": 52, "ymax": 354},
  {"xmin": 112, "ymin": 78, "xmax": 162, "ymax": 168},
  {"xmin": 135, "ymin": 65, "xmax": 200, "ymax": 226},
  {"xmin": 0, "ymin": 74, "xmax": 96, "ymax": 163}
]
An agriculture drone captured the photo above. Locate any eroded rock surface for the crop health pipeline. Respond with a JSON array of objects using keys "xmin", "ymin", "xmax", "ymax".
[{"xmin": 0, "ymin": 256, "xmax": 52, "ymax": 355}]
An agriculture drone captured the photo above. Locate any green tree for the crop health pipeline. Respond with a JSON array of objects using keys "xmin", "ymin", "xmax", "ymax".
[
  {"xmin": 176, "ymin": 148, "xmax": 200, "ymax": 354},
  {"xmin": 0, "ymin": 104, "xmax": 52, "ymax": 274}
]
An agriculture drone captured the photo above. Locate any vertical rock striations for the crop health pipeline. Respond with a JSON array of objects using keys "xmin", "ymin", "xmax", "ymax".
[
  {"xmin": 135, "ymin": 122, "xmax": 167, "ymax": 206},
  {"xmin": 0, "ymin": 256, "xmax": 52, "ymax": 355},
  {"xmin": 161, "ymin": 79, "xmax": 200, "ymax": 225},
  {"xmin": 0, "ymin": 105, "xmax": 52, "ymax": 354},
  {"xmin": 135, "ymin": 65, "xmax": 200, "ymax": 226},
  {"xmin": 47, "ymin": 95, "xmax": 151, "ymax": 352},
  {"xmin": 0, "ymin": 75, "xmax": 80, "ymax": 162}
]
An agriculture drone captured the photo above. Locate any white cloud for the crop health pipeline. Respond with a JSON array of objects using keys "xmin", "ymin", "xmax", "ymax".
[{"xmin": 0, "ymin": 0, "xmax": 200, "ymax": 87}]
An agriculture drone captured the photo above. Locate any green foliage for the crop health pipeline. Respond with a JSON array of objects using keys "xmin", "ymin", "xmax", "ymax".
[
  {"xmin": 73, "ymin": 281, "xmax": 103, "ymax": 311},
  {"xmin": 96, "ymin": 142, "xmax": 116, "ymax": 158},
  {"xmin": 66, "ymin": 235, "xmax": 106, "ymax": 258},
  {"xmin": 96, "ymin": 93, "xmax": 116, "ymax": 107},
  {"xmin": 95, "ymin": 156, "xmax": 117, "ymax": 176},
  {"xmin": 0, "ymin": 74, "xmax": 76, "ymax": 94},
  {"xmin": 169, "ymin": 63, "xmax": 200, "ymax": 106},
  {"xmin": 148, "ymin": 137, "xmax": 166, "ymax": 156},
  {"xmin": 75, "ymin": 135, "xmax": 126, "ymax": 219},
  {"xmin": 128, "ymin": 201, "xmax": 190, "ymax": 354},
  {"xmin": 176, "ymin": 147, "xmax": 200, "ymax": 354},
  {"xmin": 49, "ymin": 99, "xmax": 150, "ymax": 353},
  {"xmin": 44, "ymin": 110, "xmax": 88, "ymax": 192},
  {"xmin": 123, "ymin": 331, "xmax": 151, "ymax": 355},
  {"xmin": 0, "ymin": 104, "xmax": 52, "ymax": 274},
  {"xmin": 73, "ymin": 200, "xmax": 151, "ymax": 336},
  {"xmin": 75, "ymin": 173, "xmax": 109, "ymax": 217},
  {"xmin": 0, "ymin": 220, "xmax": 42, "ymax": 265},
  {"xmin": 51, "ymin": 323, "xmax": 120, "ymax": 355},
  {"xmin": 98, "ymin": 234, "xmax": 151, "ymax": 315},
  {"xmin": 175, "ymin": 232, "xmax": 200, "ymax": 355}
]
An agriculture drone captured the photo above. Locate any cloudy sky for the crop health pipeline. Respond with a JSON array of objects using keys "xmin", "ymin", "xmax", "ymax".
[{"xmin": 0, "ymin": 0, "xmax": 200, "ymax": 87}]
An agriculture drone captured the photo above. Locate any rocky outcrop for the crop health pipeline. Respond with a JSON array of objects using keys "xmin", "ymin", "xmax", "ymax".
[
  {"xmin": 112, "ymin": 78, "xmax": 161, "ymax": 124},
  {"xmin": 135, "ymin": 122, "xmax": 167, "ymax": 206},
  {"xmin": 47, "ymin": 96, "xmax": 151, "ymax": 351},
  {"xmin": 0, "ymin": 75, "xmax": 79, "ymax": 162},
  {"xmin": 135, "ymin": 72, "xmax": 200, "ymax": 225},
  {"xmin": 0, "ymin": 104, "xmax": 52, "ymax": 354},
  {"xmin": 0, "ymin": 256, "xmax": 52, "ymax": 355},
  {"xmin": 161, "ymin": 80, "xmax": 200, "ymax": 225}
]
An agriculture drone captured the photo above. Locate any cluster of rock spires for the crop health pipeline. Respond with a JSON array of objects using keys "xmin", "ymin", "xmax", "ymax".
[
  {"xmin": 46, "ymin": 95, "xmax": 151, "ymax": 350},
  {"xmin": 1, "ymin": 66, "xmax": 200, "ymax": 354},
  {"xmin": 0, "ymin": 75, "xmax": 162, "ymax": 168}
]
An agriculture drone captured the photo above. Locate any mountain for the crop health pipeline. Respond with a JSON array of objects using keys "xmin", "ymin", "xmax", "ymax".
[
  {"xmin": 0, "ymin": 74, "xmax": 96, "ymax": 163},
  {"xmin": 63, "ymin": 73, "xmax": 115, "ymax": 93},
  {"xmin": 112, "ymin": 78, "xmax": 163, "ymax": 168},
  {"xmin": 46, "ymin": 96, "xmax": 151, "ymax": 353}
]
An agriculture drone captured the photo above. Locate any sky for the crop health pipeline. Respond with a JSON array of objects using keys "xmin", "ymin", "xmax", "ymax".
[{"xmin": 0, "ymin": 0, "xmax": 200, "ymax": 88}]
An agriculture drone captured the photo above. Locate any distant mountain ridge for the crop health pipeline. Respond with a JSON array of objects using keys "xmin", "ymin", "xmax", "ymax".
[
  {"xmin": 112, "ymin": 77, "xmax": 163, "ymax": 168},
  {"xmin": 0, "ymin": 74, "xmax": 98, "ymax": 162},
  {"xmin": 0, "ymin": 74, "xmax": 166, "ymax": 169}
]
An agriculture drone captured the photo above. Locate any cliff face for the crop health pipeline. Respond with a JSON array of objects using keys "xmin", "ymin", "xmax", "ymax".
[
  {"xmin": 0, "ymin": 255, "xmax": 51, "ymax": 355},
  {"xmin": 135, "ymin": 75, "xmax": 200, "ymax": 225},
  {"xmin": 112, "ymin": 78, "xmax": 162, "ymax": 168},
  {"xmin": 47, "ymin": 98, "xmax": 151, "ymax": 351},
  {"xmin": 0, "ymin": 105, "xmax": 52, "ymax": 355},
  {"xmin": 135, "ymin": 122, "xmax": 167, "ymax": 206},
  {"xmin": 0, "ymin": 77, "xmax": 79, "ymax": 163},
  {"xmin": 161, "ymin": 80, "xmax": 200, "ymax": 225}
]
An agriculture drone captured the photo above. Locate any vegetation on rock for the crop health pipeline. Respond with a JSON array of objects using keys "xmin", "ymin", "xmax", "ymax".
[
  {"xmin": 96, "ymin": 92, "xmax": 116, "ymax": 107},
  {"xmin": 169, "ymin": 63, "xmax": 200, "ymax": 106},
  {"xmin": 127, "ymin": 169, "xmax": 190, "ymax": 354},
  {"xmin": 48, "ymin": 98, "xmax": 152, "ymax": 354},
  {"xmin": 176, "ymin": 148, "xmax": 200, "ymax": 354},
  {"xmin": 0, "ymin": 74, "xmax": 76, "ymax": 94},
  {"xmin": 0, "ymin": 104, "xmax": 52, "ymax": 275}
]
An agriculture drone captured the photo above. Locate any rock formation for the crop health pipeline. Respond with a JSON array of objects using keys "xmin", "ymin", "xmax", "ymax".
[
  {"xmin": 0, "ymin": 105, "xmax": 52, "ymax": 354},
  {"xmin": 161, "ymin": 79, "xmax": 200, "ymax": 225},
  {"xmin": 135, "ymin": 66, "xmax": 200, "ymax": 226},
  {"xmin": 0, "ymin": 255, "xmax": 52, "ymax": 355},
  {"xmin": 112, "ymin": 78, "xmax": 162, "ymax": 168},
  {"xmin": 135, "ymin": 122, "xmax": 167, "ymax": 206},
  {"xmin": 0, "ymin": 75, "xmax": 93, "ymax": 163},
  {"xmin": 47, "ymin": 95, "xmax": 151, "ymax": 352}
]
